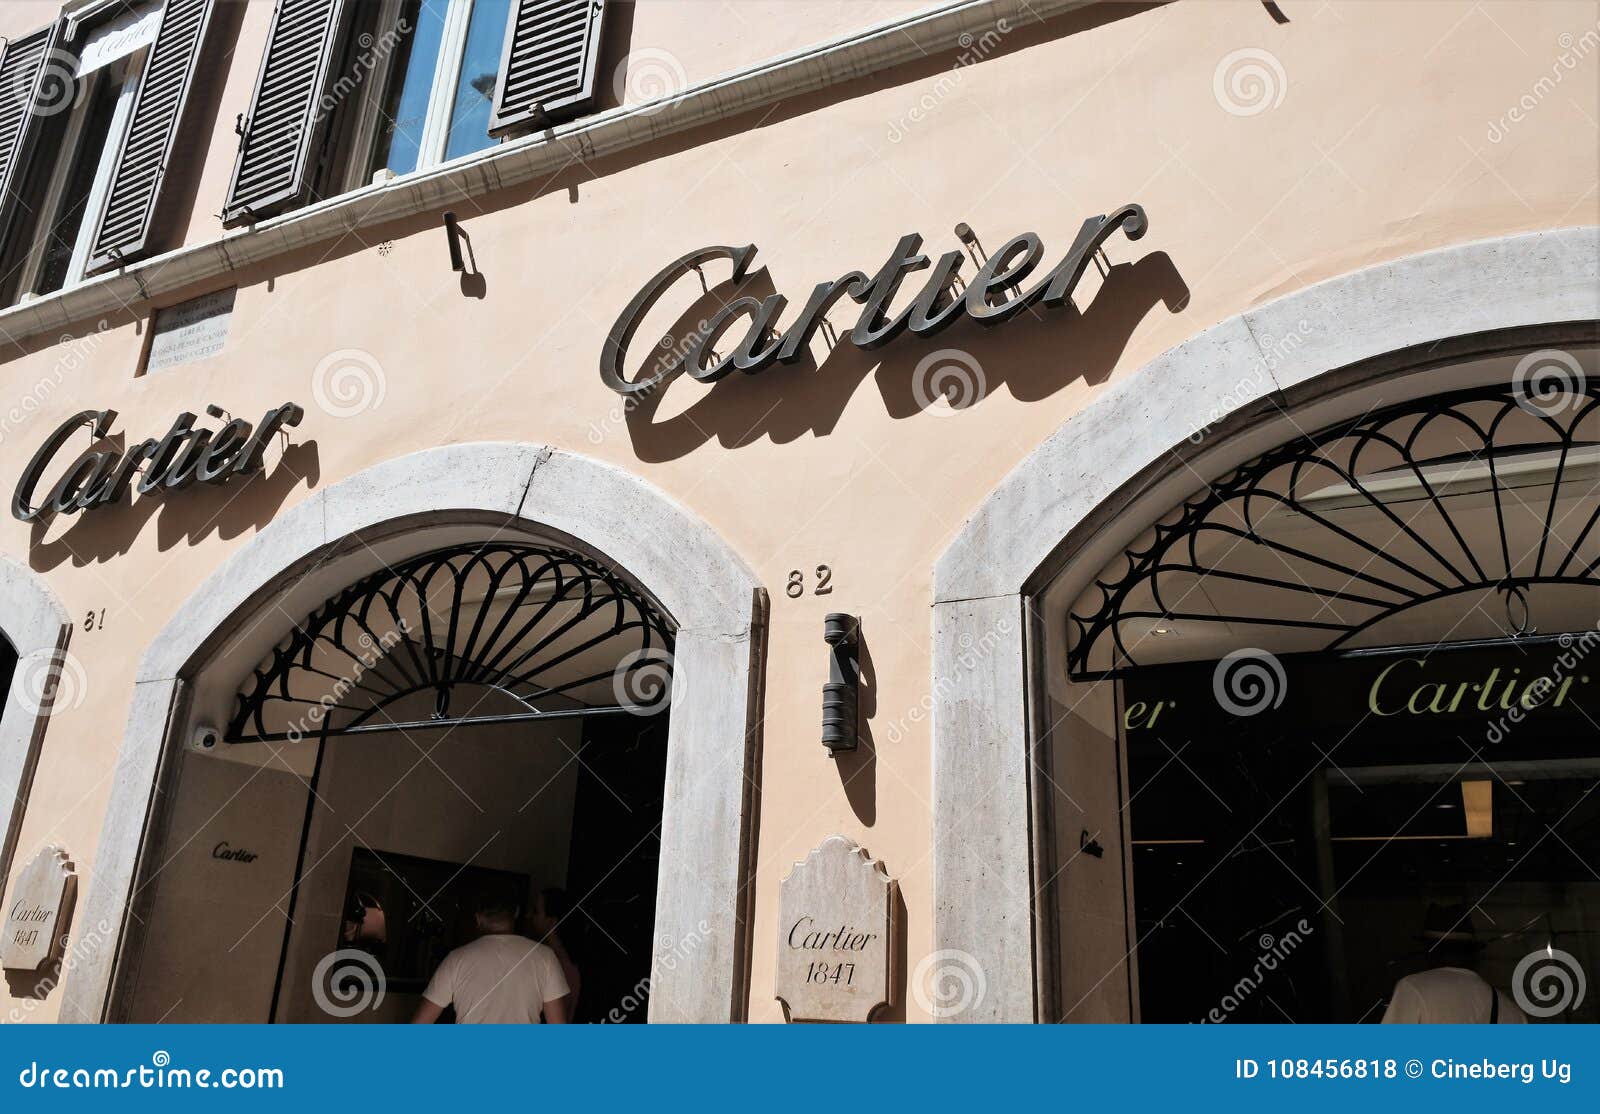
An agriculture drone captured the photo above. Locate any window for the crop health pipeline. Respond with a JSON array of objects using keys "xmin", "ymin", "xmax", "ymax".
[
  {"xmin": 0, "ymin": 1, "xmax": 218, "ymax": 306},
  {"xmin": 224, "ymin": 0, "xmax": 607, "ymax": 225},
  {"xmin": 317, "ymin": 0, "xmax": 512, "ymax": 198},
  {"xmin": 19, "ymin": 56, "xmax": 143, "ymax": 298},
  {"xmin": 2, "ymin": 5, "xmax": 156, "ymax": 302}
]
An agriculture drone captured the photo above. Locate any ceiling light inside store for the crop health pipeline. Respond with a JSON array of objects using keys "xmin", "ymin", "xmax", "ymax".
[{"xmin": 1296, "ymin": 443, "xmax": 1600, "ymax": 513}]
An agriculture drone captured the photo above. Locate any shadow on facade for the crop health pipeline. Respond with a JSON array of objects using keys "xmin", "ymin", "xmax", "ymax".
[
  {"xmin": 616, "ymin": 250, "xmax": 1188, "ymax": 460},
  {"xmin": 26, "ymin": 443, "xmax": 320, "ymax": 571}
]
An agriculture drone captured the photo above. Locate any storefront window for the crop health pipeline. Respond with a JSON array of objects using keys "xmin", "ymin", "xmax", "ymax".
[{"xmin": 1050, "ymin": 378, "xmax": 1600, "ymax": 1023}]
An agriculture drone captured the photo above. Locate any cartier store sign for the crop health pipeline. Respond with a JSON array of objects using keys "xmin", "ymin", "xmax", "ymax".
[
  {"xmin": 12, "ymin": 402, "xmax": 304, "ymax": 522},
  {"xmin": 601, "ymin": 203, "xmax": 1149, "ymax": 395}
]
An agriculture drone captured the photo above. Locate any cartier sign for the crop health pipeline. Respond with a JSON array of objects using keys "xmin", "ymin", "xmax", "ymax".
[
  {"xmin": 601, "ymin": 203, "xmax": 1149, "ymax": 394},
  {"xmin": 12, "ymin": 402, "xmax": 303, "ymax": 521}
]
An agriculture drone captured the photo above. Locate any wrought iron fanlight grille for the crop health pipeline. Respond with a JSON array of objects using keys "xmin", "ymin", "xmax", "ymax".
[
  {"xmin": 1067, "ymin": 381, "xmax": 1600, "ymax": 678},
  {"xmin": 228, "ymin": 542, "xmax": 674, "ymax": 742}
]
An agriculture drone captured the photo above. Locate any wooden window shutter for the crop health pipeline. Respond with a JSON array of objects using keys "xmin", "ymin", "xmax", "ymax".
[
  {"xmin": 222, "ymin": 0, "xmax": 350, "ymax": 225},
  {"xmin": 489, "ymin": 0, "xmax": 608, "ymax": 137},
  {"xmin": 0, "ymin": 22, "xmax": 65, "ymax": 256},
  {"xmin": 86, "ymin": 0, "xmax": 220, "ymax": 273}
]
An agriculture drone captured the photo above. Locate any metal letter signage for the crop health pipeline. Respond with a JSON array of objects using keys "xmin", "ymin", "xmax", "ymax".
[
  {"xmin": 11, "ymin": 402, "xmax": 303, "ymax": 521},
  {"xmin": 601, "ymin": 204, "xmax": 1149, "ymax": 395},
  {"xmin": 775, "ymin": 835, "xmax": 895, "ymax": 1023}
]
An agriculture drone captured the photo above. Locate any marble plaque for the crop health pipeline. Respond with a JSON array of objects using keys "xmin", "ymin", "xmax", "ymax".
[
  {"xmin": 776, "ymin": 836, "xmax": 894, "ymax": 1023},
  {"xmin": 145, "ymin": 288, "xmax": 236, "ymax": 373},
  {"xmin": 2, "ymin": 846, "xmax": 75, "ymax": 971}
]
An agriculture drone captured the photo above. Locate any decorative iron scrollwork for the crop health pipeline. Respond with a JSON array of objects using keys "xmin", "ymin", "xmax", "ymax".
[
  {"xmin": 228, "ymin": 542, "xmax": 673, "ymax": 742},
  {"xmin": 1067, "ymin": 381, "xmax": 1600, "ymax": 678}
]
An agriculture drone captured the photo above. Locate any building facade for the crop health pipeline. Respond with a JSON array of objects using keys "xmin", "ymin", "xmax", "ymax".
[{"xmin": 0, "ymin": 0, "xmax": 1596, "ymax": 1024}]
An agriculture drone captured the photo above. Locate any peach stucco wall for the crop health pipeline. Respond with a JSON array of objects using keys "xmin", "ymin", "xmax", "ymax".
[{"xmin": 1, "ymin": 0, "xmax": 1596, "ymax": 1022}]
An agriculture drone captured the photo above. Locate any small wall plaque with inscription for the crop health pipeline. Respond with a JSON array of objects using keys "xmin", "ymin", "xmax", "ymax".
[
  {"xmin": 775, "ymin": 835, "xmax": 895, "ymax": 1023},
  {"xmin": 2, "ymin": 846, "xmax": 75, "ymax": 971},
  {"xmin": 144, "ymin": 287, "xmax": 236, "ymax": 374}
]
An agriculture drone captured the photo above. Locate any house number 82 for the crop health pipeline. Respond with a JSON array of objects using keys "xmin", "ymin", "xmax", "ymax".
[{"xmin": 786, "ymin": 566, "xmax": 833, "ymax": 598}]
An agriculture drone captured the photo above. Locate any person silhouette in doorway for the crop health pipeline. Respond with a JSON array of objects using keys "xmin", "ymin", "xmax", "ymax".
[
  {"xmin": 1382, "ymin": 903, "xmax": 1525, "ymax": 1023},
  {"xmin": 412, "ymin": 884, "xmax": 570, "ymax": 1024}
]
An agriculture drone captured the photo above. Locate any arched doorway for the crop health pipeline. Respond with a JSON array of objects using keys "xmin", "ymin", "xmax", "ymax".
[
  {"xmin": 0, "ymin": 557, "xmax": 72, "ymax": 897},
  {"xmin": 1049, "ymin": 376, "xmax": 1600, "ymax": 1022},
  {"xmin": 120, "ymin": 539, "xmax": 676, "ymax": 1023},
  {"xmin": 929, "ymin": 227, "xmax": 1600, "ymax": 1022},
  {"xmin": 68, "ymin": 444, "xmax": 765, "ymax": 1024}
]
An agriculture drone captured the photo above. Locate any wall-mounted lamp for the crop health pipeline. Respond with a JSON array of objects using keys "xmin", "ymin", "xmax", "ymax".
[
  {"xmin": 821, "ymin": 613, "xmax": 860, "ymax": 755},
  {"xmin": 443, "ymin": 211, "xmax": 465, "ymax": 272}
]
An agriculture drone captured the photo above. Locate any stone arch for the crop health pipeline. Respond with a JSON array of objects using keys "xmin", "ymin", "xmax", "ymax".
[
  {"xmin": 929, "ymin": 226, "xmax": 1600, "ymax": 1021},
  {"xmin": 0, "ymin": 557, "xmax": 73, "ymax": 894},
  {"xmin": 67, "ymin": 443, "xmax": 766, "ymax": 1022}
]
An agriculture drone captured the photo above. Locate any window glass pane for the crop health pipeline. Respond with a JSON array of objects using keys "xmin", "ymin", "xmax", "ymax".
[
  {"xmin": 35, "ymin": 73, "xmax": 125, "ymax": 296},
  {"xmin": 372, "ymin": 0, "xmax": 448, "ymax": 177},
  {"xmin": 443, "ymin": 0, "xmax": 511, "ymax": 162}
]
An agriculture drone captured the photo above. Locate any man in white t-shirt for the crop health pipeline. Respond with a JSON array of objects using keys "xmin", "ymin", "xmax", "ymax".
[
  {"xmin": 411, "ymin": 887, "xmax": 570, "ymax": 1024},
  {"xmin": 1381, "ymin": 903, "xmax": 1526, "ymax": 1024}
]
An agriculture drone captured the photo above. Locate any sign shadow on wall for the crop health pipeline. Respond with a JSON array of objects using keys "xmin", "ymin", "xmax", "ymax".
[
  {"xmin": 27, "ymin": 442, "xmax": 319, "ymax": 571},
  {"xmin": 617, "ymin": 249, "xmax": 1188, "ymax": 462}
]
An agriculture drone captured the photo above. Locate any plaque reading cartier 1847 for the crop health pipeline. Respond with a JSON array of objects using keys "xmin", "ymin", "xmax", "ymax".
[
  {"xmin": 775, "ymin": 835, "xmax": 895, "ymax": 1023},
  {"xmin": 2, "ymin": 846, "xmax": 75, "ymax": 971}
]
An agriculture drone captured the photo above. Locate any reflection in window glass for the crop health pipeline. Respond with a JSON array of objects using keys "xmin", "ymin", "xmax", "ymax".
[
  {"xmin": 443, "ymin": 0, "xmax": 511, "ymax": 162},
  {"xmin": 35, "ymin": 73, "xmax": 125, "ymax": 296},
  {"xmin": 372, "ymin": 0, "xmax": 447, "ymax": 177}
]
